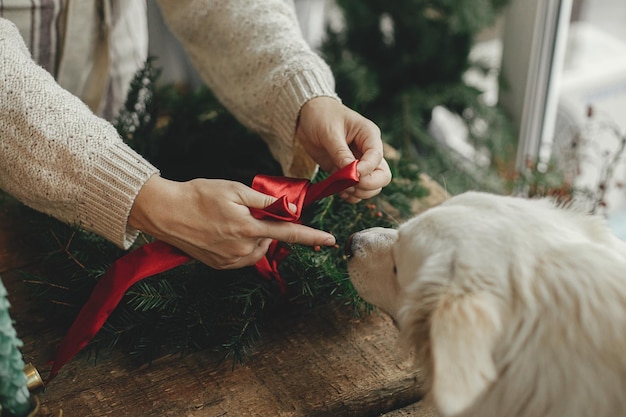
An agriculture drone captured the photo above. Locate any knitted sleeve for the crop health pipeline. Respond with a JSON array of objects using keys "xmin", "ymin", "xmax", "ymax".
[
  {"xmin": 155, "ymin": 0, "xmax": 339, "ymax": 179},
  {"xmin": 0, "ymin": 18, "xmax": 159, "ymax": 249}
]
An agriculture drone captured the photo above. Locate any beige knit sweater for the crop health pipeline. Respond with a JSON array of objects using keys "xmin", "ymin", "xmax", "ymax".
[{"xmin": 0, "ymin": 0, "xmax": 338, "ymax": 249}]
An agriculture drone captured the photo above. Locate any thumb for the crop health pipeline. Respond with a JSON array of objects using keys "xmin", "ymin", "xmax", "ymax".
[
  {"xmin": 239, "ymin": 187, "xmax": 297, "ymax": 214},
  {"xmin": 239, "ymin": 187, "xmax": 278, "ymax": 210},
  {"xmin": 328, "ymin": 138, "xmax": 356, "ymax": 171}
]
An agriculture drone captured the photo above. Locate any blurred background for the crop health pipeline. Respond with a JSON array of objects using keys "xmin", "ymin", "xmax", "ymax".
[{"xmin": 147, "ymin": 0, "xmax": 626, "ymax": 236}]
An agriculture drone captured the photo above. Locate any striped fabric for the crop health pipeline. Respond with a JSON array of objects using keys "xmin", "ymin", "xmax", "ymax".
[
  {"xmin": 0, "ymin": 0, "xmax": 67, "ymax": 76},
  {"xmin": 0, "ymin": 0, "xmax": 148, "ymax": 120}
]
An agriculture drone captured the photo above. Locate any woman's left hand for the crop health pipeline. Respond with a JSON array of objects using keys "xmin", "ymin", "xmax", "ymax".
[{"xmin": 296, "ymin": 97, "xmax": 392, "ymax": 203}]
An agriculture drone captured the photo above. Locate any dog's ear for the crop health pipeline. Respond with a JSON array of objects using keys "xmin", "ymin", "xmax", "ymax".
[{"xmin": 430, "ymin": 292, "xmax": 500, "ymax": 416}]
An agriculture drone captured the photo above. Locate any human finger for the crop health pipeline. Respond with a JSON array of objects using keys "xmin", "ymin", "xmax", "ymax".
[
  {"xmin": 214, "ymin": 238, "xmax": 274, "ymax": 270},
  {"xmin": 256, "ymin": 221, "xmax": 335, "ymax": 247},
  {"xmin": 355, "ymin": 158, "xmax": 392, "ymax": 192},
  {"xmin": 338, "ymin": 193, "xmax": 363, "ymax": 204},
  {"xmin": 339, "ymin": 158, "xmax": 391, "ymax": 202},
  {"xmin": 351, "ymin": 122, "xmax": 383, "ymax": 177},
  {"xmin": 344, "ymin": 187, "xmax": 381, "ymax": 202},
  {"xmin": 235, "ymin": 184, "xmax": 282, "ymax": 210},
  {"xmin": 326, "ymin": 137, "xmax": 357, "ymax": 172}
]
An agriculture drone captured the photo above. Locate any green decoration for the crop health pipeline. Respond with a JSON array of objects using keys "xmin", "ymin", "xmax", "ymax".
[{"xmin": 0, "ymin": 278, "xmax": 32, "ymax": 417}]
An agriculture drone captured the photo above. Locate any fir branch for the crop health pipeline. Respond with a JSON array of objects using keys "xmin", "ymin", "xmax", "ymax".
[{"xmin": 127, "ymin": 279, "xmax": 181, "ymax": 313}]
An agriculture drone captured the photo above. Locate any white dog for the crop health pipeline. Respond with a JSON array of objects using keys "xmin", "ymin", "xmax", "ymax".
[{"xmin": 346, "ymin": 191, "xmax": 626, "ymax": 417}]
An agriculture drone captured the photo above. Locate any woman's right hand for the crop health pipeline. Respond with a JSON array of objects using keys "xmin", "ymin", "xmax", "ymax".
[{"xmin": 128, "ymin": 174, "xmax": 336, "ymax": 269}]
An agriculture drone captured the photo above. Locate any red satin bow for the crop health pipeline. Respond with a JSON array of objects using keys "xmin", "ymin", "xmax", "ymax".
[{"xmin": 48, "ymin": 161, "xmax": 360, "ymax": 380}]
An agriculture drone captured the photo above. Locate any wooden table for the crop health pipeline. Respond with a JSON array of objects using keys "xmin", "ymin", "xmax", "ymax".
[{"xmin": 1, "ymin": 189, "xmax": 443, "ymax": 417}]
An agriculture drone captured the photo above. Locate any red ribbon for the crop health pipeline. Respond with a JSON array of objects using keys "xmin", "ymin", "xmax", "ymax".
[{"xmin": 48, "ymin": 161, "xmax": 359, "ymax": 380}]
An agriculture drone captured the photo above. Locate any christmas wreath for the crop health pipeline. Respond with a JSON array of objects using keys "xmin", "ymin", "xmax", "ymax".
[{"xmin": 19, "ymin": 59, "xmax": 428, "ymax": 367}]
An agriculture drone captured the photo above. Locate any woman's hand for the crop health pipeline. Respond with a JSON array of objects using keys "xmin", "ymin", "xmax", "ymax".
[
  {"xmin": 128, "ymin": 174, "xmax": 336, "ymax": 269},
  {"xmin": 296, "ymin": 97, "xmax": 392, "ymax": 203}
]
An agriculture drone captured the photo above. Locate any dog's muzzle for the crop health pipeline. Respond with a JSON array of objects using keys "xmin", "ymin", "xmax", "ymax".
[{"xmin": 344, "ymin": 233, "xmax": 356, "ymax": 258}]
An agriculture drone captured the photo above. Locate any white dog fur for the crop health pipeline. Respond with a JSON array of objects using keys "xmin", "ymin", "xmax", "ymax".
[{"xmin": 346, "ymin": 191, "xmax": 626, "ymax": 417}]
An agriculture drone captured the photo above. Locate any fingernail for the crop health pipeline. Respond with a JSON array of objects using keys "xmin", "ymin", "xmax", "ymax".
[{"xmin": 324, "ymin": 235, "xmax": 336, "ymax": 246}]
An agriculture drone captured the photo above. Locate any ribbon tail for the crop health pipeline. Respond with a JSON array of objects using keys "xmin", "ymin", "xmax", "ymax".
[
  {"xmin": 254, "ymin": 241, "xmax": 290, "ymax": 293},
  {"xmin": 48, "ymin": 240, "xmax": 191, "ymax": 381},
  {"xmin": 303, "ymin": 160, "xmax": 360, "ymax": 206}
]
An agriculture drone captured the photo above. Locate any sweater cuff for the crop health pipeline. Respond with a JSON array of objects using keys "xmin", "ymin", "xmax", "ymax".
[
  {"xmin": 270, "ymin": 69, "xmax": 340, "ymax": 179},
  {"xmin": 80, "ymin": 142, "xmax": 159, "ymax": 249}
]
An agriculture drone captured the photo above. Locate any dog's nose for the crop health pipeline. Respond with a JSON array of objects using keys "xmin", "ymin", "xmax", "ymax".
[{"xmin": 345, "ymin": 233, "xmax": 355, "ymax": 258}]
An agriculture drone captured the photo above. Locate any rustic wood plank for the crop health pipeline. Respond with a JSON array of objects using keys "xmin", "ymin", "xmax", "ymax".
[
  {"xmin": 8, "ymin": 285, "xmax": 426, "ymax": 417},
  {"xmin": 382, "ymin": 401, "xmax": 440, "ymax": 417}
]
